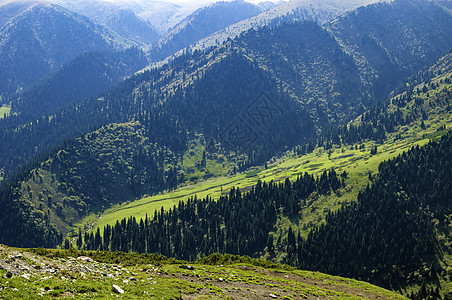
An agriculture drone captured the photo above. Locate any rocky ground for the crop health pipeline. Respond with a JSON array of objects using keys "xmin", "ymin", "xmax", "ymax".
[{"xmin": 0, "ymin": 245, "xmax": 406, "ymax": 299}]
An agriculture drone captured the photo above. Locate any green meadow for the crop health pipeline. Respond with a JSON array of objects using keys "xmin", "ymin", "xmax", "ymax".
[
  {"xmin": 0, "ymin": 104, "xmax": 10, "ymax": 119},
  {"xmin": 86, "ymin": 120, "xmax": 445, "ymax": 236}
]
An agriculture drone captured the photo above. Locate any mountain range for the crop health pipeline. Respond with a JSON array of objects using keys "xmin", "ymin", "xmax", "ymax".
[
  {"xmin": 1, "ymin": 0, "xmax": 452, "ymax": 298},
  {"xmin": 0, "ymin": 0, "xmax": 128, "ymax": 97}
]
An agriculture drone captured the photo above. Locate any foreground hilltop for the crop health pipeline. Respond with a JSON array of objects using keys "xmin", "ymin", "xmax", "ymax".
[{"xmin": 0, "ymin": 245, "xmax": 405, "ymax": 299}]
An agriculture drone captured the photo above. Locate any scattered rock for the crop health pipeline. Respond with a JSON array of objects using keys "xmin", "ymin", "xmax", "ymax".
[
  {"xmin": 112, "ymin": 284, "xmax": 124, "ymax": 294},
  {"xmin": 21, "ymin": 273, "xmax": 31, "ymax": 280},
  {"xmin": 77, "ymin": 256, "xmax": 93, "ymax": 262},
  {"xmin": 4, "ymin": 271, "xmax": 13, "ymax": 278},
  {"xmin": 269, "ymin": 294, "xmax": 278, "ymax": 298},
  {"xmin": 179, "ymin": 265, "xmax": 195, "ymax": 270},
  {"xmin": 219, "ymin": 277, "xmax": 224, "ymax": 282},
  {"xmin": 129, "ymin": 277, "xmax": 136, "ymax": 281},
  {"xmin": 20, "ymin": 265, "xmax": 30, "ymax": 271}
]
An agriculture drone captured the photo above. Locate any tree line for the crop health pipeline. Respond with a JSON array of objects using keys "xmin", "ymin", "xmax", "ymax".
[{"xmin": 81, "ymin": 169, "xmax": 342, "ymax": 261}]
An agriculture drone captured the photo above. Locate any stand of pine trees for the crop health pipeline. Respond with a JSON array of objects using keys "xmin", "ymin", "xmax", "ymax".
[
  {"xmin": 297, "ymin": 132, "xmax": 452, "ymax": 290},
  {"xmin": 82, "ymin": 170, "xmax": 342, "ymax": 261}
]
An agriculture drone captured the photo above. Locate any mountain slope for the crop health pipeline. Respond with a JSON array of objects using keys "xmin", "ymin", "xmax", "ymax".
[
  {"xmin": 88, "ymin": 52, "xmax": 452, "ymax": 250},
  {"xmin": 151, "ymin": 0, "xmax": 263, "ymax": 60},
  {"xmin": 0, "ymin": 246, "xmax": 406, "ymax": 299},
  {"xmin": 186, "ymin": 0, "xmax": 383, "ymax": 54},
  {"xmin": 53, "ymin": 0, "xmax": 161, "ymax": 46},
  {"xmin": 12, "ymin": 48, "xmax": 148, "ymax": 120},
  {"xmin": 0, "ymin": 48, "xmax": 312, "ymax": 243},
  {"xmin": 0, "ymin": 1, "xmax": 126, "ymax": 97},
  {"xmin": 296, "ymin": 131, "xmax": 452, "ymax": 292},
  {"xmin": 327, "ymin": 0, "xmax": 452, "ymax": 99}
]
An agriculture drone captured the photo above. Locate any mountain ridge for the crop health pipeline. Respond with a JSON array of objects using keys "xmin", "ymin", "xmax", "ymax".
[{"xmin": 0, "ymin": 0, "xmax": 129, "ymax": 97}]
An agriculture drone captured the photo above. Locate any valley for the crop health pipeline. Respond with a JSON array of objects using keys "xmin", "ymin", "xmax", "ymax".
[{"xmin": 85, "ymin": 65, "xmax": 452, "ymax": 240}]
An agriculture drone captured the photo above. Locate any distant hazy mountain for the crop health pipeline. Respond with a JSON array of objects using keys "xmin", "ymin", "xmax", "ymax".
[
  {"xmin": 79, "ymin": 0, "xmax": 285, "ymax": 34},
  {"xmin": 79, "ymin": 0, "xmax": 207, "ymax": 34},
  {"xmin": 257, "ymin": 1, "xmax": 280, "ymax": 10},
  {"xmin": 187, "ymin": 0, "xmax": 384, "ymax": 53},
  {"xmin": 0, "ymin": 0, "xmax": 126, "ymax": 98},
  {"xmin": 52, "ymin": 0, "xmax": 161, "ymax": 46},
  {"xmin": 151, "ymin": 0, "xmax": 264, "ymax": 60}
]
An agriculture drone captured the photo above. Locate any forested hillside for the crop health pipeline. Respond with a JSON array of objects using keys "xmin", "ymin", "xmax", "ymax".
[
  {"xmin": 296, "ymin": 132, "xmax": 452, "ymax": 293},
  {"xmin": 12, "ymin": 48, "xmax": 148, "ymax": 120},
  {"xmin": 2, "ymin": 0, "xmax": 452, "ymax": 179},
  {"xmin": 0, "ymin": 43, "xmax": 313, "ymax": 178},
  {"xmin": 328, "ymin": 0, "xmax": 452, "ymax": 100},
  {"xmin": 78, "ymin": 47, "xmax": 452, "ymax": 296},
  {"xmin": 57, "ymin": 0, "xmax": 161, "ymax": 46},
  {"xmin": 187, "ymin": 0, "xmax": 382, "ymax": 52}
]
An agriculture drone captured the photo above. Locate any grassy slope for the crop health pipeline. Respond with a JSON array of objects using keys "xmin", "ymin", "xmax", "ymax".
[
  {"xmin": 0, "ymin": 245, "xmax": 406, "ymax": 299},
  {"xmin": 90, "ymin": 129, "xmax": 437, "ymax": 237},
  {"xmin": 80, "ymin": 65, "xmax": 452, "ymax": 240}
]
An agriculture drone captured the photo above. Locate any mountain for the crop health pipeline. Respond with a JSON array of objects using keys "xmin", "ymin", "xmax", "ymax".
[
  {"xmin": 0, "ymin": 0, "xmax": 450, "ymax": 247},
  {"xmin": 327, "ymin": 0, "xmax": 452, "ymax": 100},
  {"xmin": 12, "ymin": 48, "xmax": 149, "ymax": 120},
  {"xmin": 101, "ymin": 8, "xmax": 160, "ymax": 45},
  {"xmin": 297, "ymin": 131, "xmax": 452, "ymax": 292},
  {"xmin": 0, "ymin": 0, "xmax": 127, "ymax": 98},
  {"xmin": 185, "ymin": 0, "xmax": 383, "ymax": 54},
  {"xmin": 52, "ymin": 0, "xmax": 161, "ymax": 46},
  {"xmin": 151, "ymin": 0, "xmax": 264, "ymax": 60},
  {"xmin": 1, "ymin": 0, "xmax": 451, "ymax": 181},
  {"xmin": 0, "ymin": 48, "xmax": 312, "ymax": 243},
  {"xmin": 57, "ymin": 0, "xmax": 213, "ymax": 34}
]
